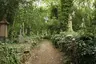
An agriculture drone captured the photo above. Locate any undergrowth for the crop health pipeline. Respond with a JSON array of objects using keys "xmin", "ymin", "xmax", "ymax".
[
  {"xmin": 0, "ymin": 43, "xmax": 20, "ymax": 64},
  {"xmin": 52, "ymin": 33, "xmax": 96, "ymax": 64},
  {"xmin": 0, "ymin": 36, "xmax": 39, "ymax": 64}
]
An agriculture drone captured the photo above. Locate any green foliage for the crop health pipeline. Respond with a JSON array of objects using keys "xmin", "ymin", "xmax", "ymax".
[
  {"xmin": 0, "ymin": 38, "xmax": 39, "ymax": 64},
  {"xmin": 72, "ymin": 0, "xmax": 94, "ymax": 31},
  {"xmin": 59, "ymin": 0, "xmax": 73, "ymax": 31},
  {"xmin": 0, "ymin": 43, "xmax": 20, "ymax": 64},
  {"xmin": 9, "ymin": 0, "xmax": 49, "ymax": 39},
  {"xmin": 76, "ymin": 35, "xmax": 96, "ymax": 64},
  {"xmin": 47, "ymin": 18, "xmax": 61, "ymax": 34},
  {"xmin": 50, "ymin": 3, "xmax": 58, "ymax": 19},
  {"xmin": 0, "ymin": 0, "xmax": 96, "ymax": 64},
  {"xmin": 52, "ymin": 33, "xmax": 96, "ymax": 64},
  {"xmin": 0, "ymin": 0, "xmax": 23, "ymax": 24}
]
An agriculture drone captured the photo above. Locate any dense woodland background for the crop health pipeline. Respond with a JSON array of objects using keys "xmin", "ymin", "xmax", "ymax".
[
  {"xmin": 0, "ymin": 0, "xmax": 96, "ymax": 64},
  {"xmin": 0, "ymin": 0, "xmax": 96, "ymax": 38}
]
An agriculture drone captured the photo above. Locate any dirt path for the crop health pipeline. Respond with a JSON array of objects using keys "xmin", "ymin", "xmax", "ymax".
[{"xmin": 25, "ymin": 40, "xmax": 64, "ymax": 64}]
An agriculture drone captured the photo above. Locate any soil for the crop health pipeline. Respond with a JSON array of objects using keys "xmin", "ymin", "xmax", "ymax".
[{"xmin": 25, "ymin": 40, "xmax": 64, "ymax": 64}]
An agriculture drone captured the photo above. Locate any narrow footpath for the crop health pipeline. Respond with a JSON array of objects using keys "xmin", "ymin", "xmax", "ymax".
[{"xmin": 25, "ymin": 40, "xmax": 64, "ymax": 64}]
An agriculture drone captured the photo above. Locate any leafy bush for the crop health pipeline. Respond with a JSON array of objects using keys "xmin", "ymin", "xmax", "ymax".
[
  {"xmin": 76, "ymin": 35, "xmax": 96, "ymax": 64},
  {"xmin": 52, "ymin": 33, "xmax": 96, "ymax": 64},
  {"xmin": 0, "ymin": 36, "xmax": 40, "ymax": 64},
  {"xmin": 0, "ymin": 43, "xmax": 20, "ymax": 64}
]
